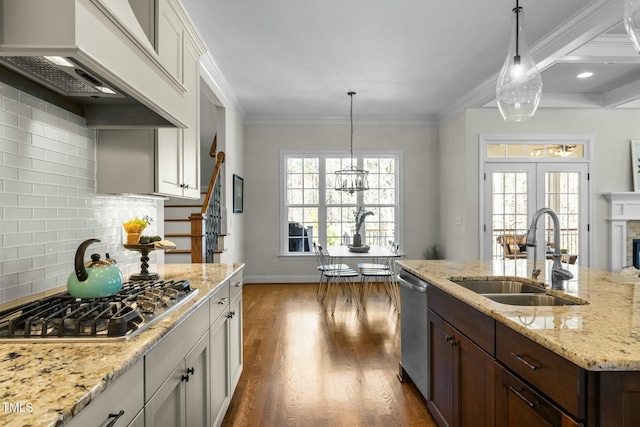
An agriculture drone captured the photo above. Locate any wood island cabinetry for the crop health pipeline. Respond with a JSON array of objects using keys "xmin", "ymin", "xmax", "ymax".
[{"xmin": 424, "ymin": 278, "xmax": 640, "ymax": 427}]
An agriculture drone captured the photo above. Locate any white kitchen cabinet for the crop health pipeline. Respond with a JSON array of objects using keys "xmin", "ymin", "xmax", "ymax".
[
  {"xmin": 145, "ymin": 331, "xmax": 209, "ymax": 427},
  {"xmin": 96, "ymin": 0, "xmax": 201, "ymax": 199},
  {"xmin": 210, "ymin": 305, "xmax": 231, "ymax": 427},
  {"xmin": 157, "ymin": 0, "xmax": 183, "ymax": 83},
  {"xmin": 229, "ymin": 289, "xmax": 243, "ymax": 391},
  {"xmin": 65, "ymin": 359, "xmax": 144, "ymax": 427}
]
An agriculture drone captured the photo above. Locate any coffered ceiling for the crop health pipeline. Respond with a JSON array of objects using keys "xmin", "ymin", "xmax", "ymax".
[{"xmin": 182, "ymin": 0, "xmax": 640, "ymax": 124}]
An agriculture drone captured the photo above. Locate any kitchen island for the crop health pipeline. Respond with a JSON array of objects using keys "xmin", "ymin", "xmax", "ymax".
[
  {"xmin": 397, "ymin": 259, "xmax": 640, "ymax": 427},
  {"xmin": 0, "ymin": 263, "xmax": 244, "ymax": 427}
]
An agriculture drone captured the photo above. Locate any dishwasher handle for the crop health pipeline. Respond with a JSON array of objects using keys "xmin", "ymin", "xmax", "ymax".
[{"xmin": 397, "ymin": 272, "xmax": 428, "ymax": 293}]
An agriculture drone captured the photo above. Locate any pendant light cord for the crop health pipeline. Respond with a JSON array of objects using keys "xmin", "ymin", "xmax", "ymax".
[
  {"xmin": 348, "ymin": 91, "xmax": 355, "ymax": 166},
  {"xmin": 514, "ymin": 0, "xmax": 522, "ymax": 63}
]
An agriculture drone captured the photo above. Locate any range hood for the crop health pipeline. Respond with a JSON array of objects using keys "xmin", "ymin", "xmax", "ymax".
[{"xmin": 0, "ymin": 0, "xmax": 188, "ymax": 128}]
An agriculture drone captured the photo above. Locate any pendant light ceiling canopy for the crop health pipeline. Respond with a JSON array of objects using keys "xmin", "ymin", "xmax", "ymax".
[
  {"xmin": 334, "ymin": 92, "xmax": 369, "ymax": 194},
  {"xmin": 496, "ymin": 0, "xmax": 543, "ymax": 122}
]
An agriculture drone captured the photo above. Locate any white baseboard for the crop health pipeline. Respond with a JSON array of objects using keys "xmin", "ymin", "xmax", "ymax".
[{"xmin": 244, "ymin": 275, "xmax": 317, "ymax": 284}]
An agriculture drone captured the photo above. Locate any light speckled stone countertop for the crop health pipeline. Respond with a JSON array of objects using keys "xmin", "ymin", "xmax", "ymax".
[
  {"xmin": 396, "ymin": 259, "xmax": 640, "ymax": 372},
  {"xmin": 0, "ymin": 263, "xmax": 244, "ymax": 427}
]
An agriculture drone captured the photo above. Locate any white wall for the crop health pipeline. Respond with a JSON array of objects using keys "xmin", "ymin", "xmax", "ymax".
[
  {"xmin": 0, "ymin": 83, "xmax": 163, "ymax": 304},
  {"xmin": 243, "ymin": 124, "xmax": 439, "ymax": 283},
  {"xmin": 438, "ymin": 108, "xmax": 640, "ymax": 270}
]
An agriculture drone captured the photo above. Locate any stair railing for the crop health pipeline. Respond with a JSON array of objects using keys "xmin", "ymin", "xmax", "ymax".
[{"xmin": 190, "ymin": 135, "xmax": 225, "ymax": 263}]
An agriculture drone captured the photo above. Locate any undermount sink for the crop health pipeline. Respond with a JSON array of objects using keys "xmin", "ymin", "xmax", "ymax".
[
  {"xmin": 483, "ymin": 293, "xmax": 578, "ymax": 306},
  {"xmin": 451, "ymin": 279, "xmax": 545, "ymax": 294}
]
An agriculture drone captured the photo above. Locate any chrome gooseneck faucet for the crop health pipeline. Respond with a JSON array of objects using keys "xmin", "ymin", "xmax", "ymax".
[{"xmin": 525, "ymin": 208, "xmax": 573, "ymax": 290}]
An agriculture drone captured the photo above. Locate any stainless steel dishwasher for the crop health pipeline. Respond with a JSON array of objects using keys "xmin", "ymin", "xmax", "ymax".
[{"xmin": 397, "ymin": 269, "xmax": 429, "ymax": 400}]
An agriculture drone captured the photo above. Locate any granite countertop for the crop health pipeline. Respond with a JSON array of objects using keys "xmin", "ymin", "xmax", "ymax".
[
  {"xmin": 396, "ymin": 259, "xmax": 640, "ymax": 372},
  {"xmin": 0, "ymin": 263, "xmax": 244, "ymax": 427}
]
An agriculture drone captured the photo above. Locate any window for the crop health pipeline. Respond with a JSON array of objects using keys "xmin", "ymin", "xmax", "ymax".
[{"xmin": 282, "ymin": 151, "xmax": 401, "ymax": 255}]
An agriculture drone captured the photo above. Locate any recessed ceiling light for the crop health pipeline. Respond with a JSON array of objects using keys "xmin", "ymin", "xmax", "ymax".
[{"xmin": 577, "ymin": 72, "xmax": 593, "ymax": 79}]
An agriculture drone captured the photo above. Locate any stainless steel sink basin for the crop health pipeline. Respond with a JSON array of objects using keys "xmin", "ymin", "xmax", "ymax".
[
  {"xmin": 484, "ymin": 294, "xmax": 578, "ymax": 306},
  {"xmin": 451, "ymin": 279, "xmax": 545, "ymax": 294}
]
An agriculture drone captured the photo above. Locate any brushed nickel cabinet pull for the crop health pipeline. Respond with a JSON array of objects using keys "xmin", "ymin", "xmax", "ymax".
[
  {"xmin": 511, "ymin": 352, "xmax": 541, "ymax": 370},
  {"xmin": 508, "ymin": 386, "xmax": 539, "ymax": 408}
]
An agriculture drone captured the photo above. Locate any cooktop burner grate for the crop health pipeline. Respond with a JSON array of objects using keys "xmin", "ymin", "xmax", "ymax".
[{"xmin": 0, "ymin": 280, "xmax": 198, "ymax": 343}]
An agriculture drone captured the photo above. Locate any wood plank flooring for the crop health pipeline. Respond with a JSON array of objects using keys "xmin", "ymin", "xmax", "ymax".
[{"xmin": 222, "ymin": 283, "xmax": 437, "ymax": 427}]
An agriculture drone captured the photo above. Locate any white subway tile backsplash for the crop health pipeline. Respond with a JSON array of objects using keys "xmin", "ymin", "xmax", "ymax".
[
  {"xmin": 0, "ymin": 165, "xmax": 19, "ymax": 180},
  {"xmin": 4, "ymin": 232, "xmax": 32, "ymax": 247},
  {"xmin": 0, "ymin": 247, "xmax": 18, "ymax": 261},
  {"xmin": 18, "ymin": 244, "xmax": 45, "ymax": 258},
  {"xmin": 3, "ymin": 259, "xmax": 32, "ymax": 275},
  {"xmin": 18, "ymin": 115, "xmax": 45, "ymax": 136},
  {"xmin": 5, "ymin": 180, "xmax": 32, "ymax": 194},
  {"xmin": 19, "ymin": 220, "xmax": 45, "ymax": 233},
  {"xmin": 4, "ymin": 125, "xmax": 31, "ymax": 144},
  {"xmin": 4, "ymin": 97, "xmax": 32, "ymax": 118},
  {"xmin": 19, "ymin": 169, "xmax": 46, "ymax": 183},
  {"xmin": 5, "ymin": 207, "xmax": 33, "ymax": 220},
  {"xmin": 19, "ymin": 194, "xmax": 45, "ymax": 207},
  {"xmin": 0, "ymin": 84, "xmax": 160, "ymax": 304},
  {"xmin": 0, "ymin": 137, "xmax": 18, "ymax": 154}
]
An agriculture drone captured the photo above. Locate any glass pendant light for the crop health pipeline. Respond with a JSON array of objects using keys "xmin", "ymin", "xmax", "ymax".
[
  {"xmin": 496, "ymin": 0, "xmax": 542, "ymax": 122},
  {"xmin": 334, "ymin": 92, "xmax": 369, "ymax": 194},
  {"xmin": 624, "ymin": 0, "xmax": 640, "ymax": 53}
]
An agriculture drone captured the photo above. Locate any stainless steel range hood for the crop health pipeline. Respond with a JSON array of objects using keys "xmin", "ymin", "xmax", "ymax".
[{"xmin": 0, "ymin": 0, "xmax": 188, "ymax": 129}]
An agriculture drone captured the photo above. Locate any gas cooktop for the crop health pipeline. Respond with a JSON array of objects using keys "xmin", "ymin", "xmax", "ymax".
[{"xmin": 0, "ymin": 280, "xmax": 199, "ymax": 343}]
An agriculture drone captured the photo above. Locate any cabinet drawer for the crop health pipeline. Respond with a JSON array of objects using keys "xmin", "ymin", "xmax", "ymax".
[
  {"xmin": 66, "ymin": 359, "xmax": 143, "ymax": 427},
  {"xmin": 495, "ymin": 362, "xmax": 583, "ymax": 427},
  {"xmin": 210, "ymin": 281, "xmax": 230, "ymax": 324},
  {"xmin": 496, "ymin": 322, "xmax": 585, "ymax": 419},
  {"xmin": 145, "ymin": 301, "xmax": 209, "ymax": 402},
  {"xmin": 427, "ymin": 284, "xmax": 495, "ymax": 355},
  {"xmin": 229, "ymin": 270, "xmax": 243, "ymax": 302}
]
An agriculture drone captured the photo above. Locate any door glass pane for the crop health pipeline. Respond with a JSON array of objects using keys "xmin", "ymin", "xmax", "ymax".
[
  {"xmin": 491, "ymin": 172, "xmax": 529, "ymax": 260},
  {"xmin": 545, "ymin": 172, "xmax": 580, "ymax": 265}
]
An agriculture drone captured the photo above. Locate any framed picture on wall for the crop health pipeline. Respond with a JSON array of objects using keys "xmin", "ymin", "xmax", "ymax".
[
  {"xmin": 233, "ymin": 174, "xmax": 244, "ymax": 213},
  {"xmin": 632, "ymin": 141, "xmax": 640, "ymax": 191}
]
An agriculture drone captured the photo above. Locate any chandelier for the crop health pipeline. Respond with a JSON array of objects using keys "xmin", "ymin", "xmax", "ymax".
[
  {"xmin": 496, "ymin": 0, "xmax": 543, "ymax": 122},
  {"xmin": 334, "ymin": 92, "xmax": 369, "ymax": 194}
]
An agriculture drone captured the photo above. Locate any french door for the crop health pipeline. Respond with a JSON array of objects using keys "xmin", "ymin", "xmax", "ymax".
[{"xmin": 483, "ymin": 162, "xmax": 589, "ymax": 266}]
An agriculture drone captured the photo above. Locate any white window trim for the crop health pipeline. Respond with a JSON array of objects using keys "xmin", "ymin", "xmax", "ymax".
[
  {"xmin": 478, "ymin": 135, "xmax": 594, "ymax": 267},
  {"xmin": 279, "ymin": 149, "xmax": 404, "ymax": 257}
]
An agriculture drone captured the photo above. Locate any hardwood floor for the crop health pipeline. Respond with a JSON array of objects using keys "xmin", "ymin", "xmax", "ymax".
[{"xmin": 222, "ymin": 283, "xmax": 437, "ymax": 427}]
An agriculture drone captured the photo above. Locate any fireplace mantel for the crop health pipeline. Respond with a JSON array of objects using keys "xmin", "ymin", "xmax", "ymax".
[{"xmin": 605, "ymin": 192, "xmax": 640, "ymax": 271}]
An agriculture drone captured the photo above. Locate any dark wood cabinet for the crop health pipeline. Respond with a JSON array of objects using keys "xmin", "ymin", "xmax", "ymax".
[
  {"xmin": 427, "ymin": 309, "xmax": 495, "ymax": 427},
  {"xmin": 495, "ymin": 362, "xmax": 582, "ymax": 427}
]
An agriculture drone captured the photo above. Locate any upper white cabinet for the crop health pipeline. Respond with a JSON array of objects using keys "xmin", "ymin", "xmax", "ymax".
[{"xmin": 96, "ymin": 0, "xmax": 203, "ymax": 199}]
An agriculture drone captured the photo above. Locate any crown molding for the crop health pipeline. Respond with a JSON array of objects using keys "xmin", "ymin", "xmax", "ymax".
[
  {"xmin": 243, "ymin": 114, "xmax": 439, "ymax": 126},
  {"xmin": 199, "ymin": 52, "xmax": 245, "ymax": 118}
]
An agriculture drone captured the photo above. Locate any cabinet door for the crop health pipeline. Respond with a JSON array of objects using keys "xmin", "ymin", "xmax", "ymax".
[
  {"xmin": 128, "ymin": 409, "xmax": 145, "ymax": 427},
  {"xmin": 229, "ymin": 293, "xmax": 243, "ymax": 391},
  {"xmin": 156, "ymin": 0, "xmax": 183, "ymax": 81},
  {"xmin": 156, "ymin": 127, "xmax": 183, "ymax": 196},
  {"xmin": 181, "ymin": 33, "xmax": 200, "ymax": 199},
  {"xmin": 186, "ymin": 332, "xmax": 210, "ymax": 427},
  {"xmin": 457, "ymin": 331, "xmax": 494, "ymax": 426},
  {"xmin": 210, "ymin": 311, "xmax": 231, "ymax": 427},
  {"xmin": 495, "ymin": 363, "xmax": 582, "ymax": 427},
  {"xmin": 428, "ymin": 309, "xmax": 455, "ymax": 427},
  {"xmin": 145, "ymin": 361, "xmax": 186, "ymax": 427}
]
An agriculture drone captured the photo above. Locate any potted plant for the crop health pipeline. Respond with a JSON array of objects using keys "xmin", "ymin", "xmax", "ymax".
[{"xmin": 352, "ymin": 206, "xmax": 374, "ymax": 247}]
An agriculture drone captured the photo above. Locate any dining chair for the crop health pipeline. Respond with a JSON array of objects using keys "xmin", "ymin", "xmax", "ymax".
[
  {"xmin": 314, "ymin": 244, "xmax": 360, "ymax": 314},
  {"xmin": 358, "ymin": 242, "xmax": 401, "ymax": 311},
  {"xmin": 356, "ymin": 240, "xmax": 394, "ymax": 270},
  {"xmin": 312, "ymin": 243, "xmax": 350, "ymax": 298}
]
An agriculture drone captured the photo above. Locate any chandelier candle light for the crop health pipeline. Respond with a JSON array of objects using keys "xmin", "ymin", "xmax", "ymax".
[
  {"xmin": 496, "ymin": 0, "xmax": 542, "ymax": 122},
  {"xmin": 334, "ymin": 92, "xmax": 369, "ymax": 194}
]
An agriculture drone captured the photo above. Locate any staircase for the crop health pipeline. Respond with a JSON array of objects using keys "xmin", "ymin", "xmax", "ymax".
[{"xmin": 164, "ymin": 137, "xmax": 226, "ymax": 264}]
